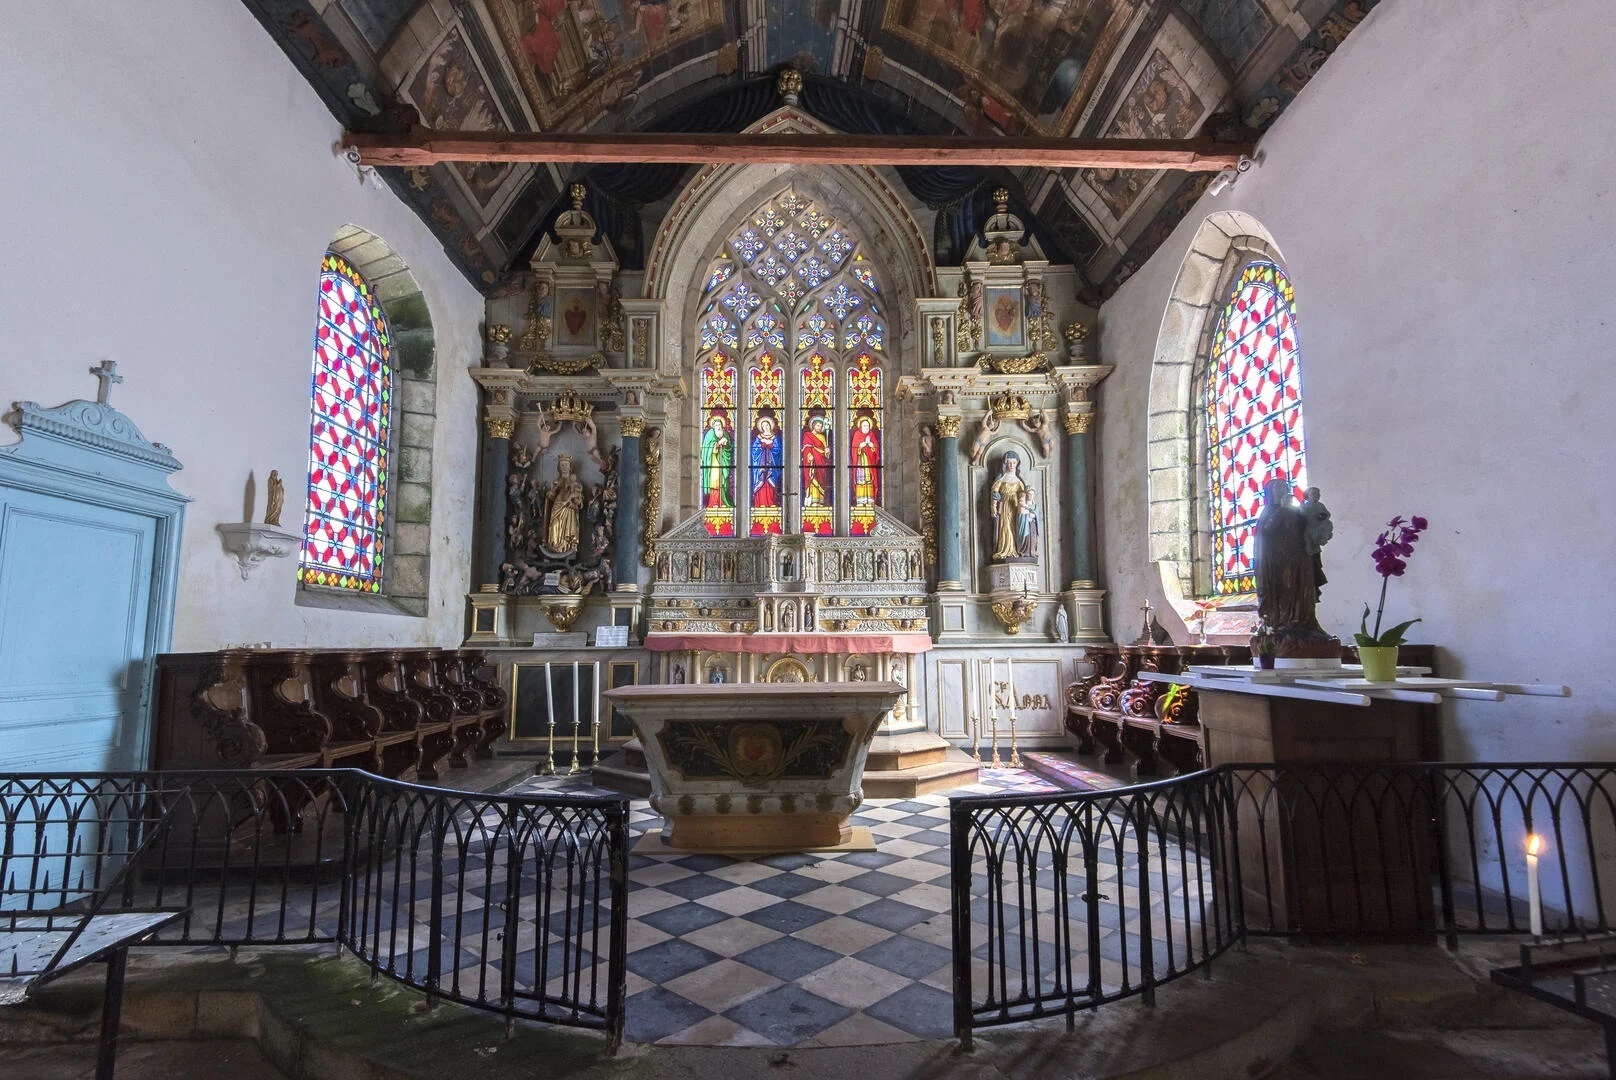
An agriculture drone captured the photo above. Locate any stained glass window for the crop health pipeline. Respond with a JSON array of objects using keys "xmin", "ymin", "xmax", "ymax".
[
  {"xmin": 699, "ymin": 358, "xmax": 737, "ymax": 537},
  {"xmin": 747, "ymin": 354, "xmax": 785, "ymax": 536},
  {"xmin": 799, "ymin": 355, "xmax": 835, "ymax": 536},
  {"xmin": 299, "ymin": 252, "xmax": 392, "ymax": 592},
  {"xmin": 693, "ymin": 193, "xmax": 886, "ymax": 536},
  {"xmin": 848, "ymin": 354, "xmax": 882, "ymax": 537},
  {"xmin": 1205, "ymin": 260, "xmax": 1307, "ymax": 595}
]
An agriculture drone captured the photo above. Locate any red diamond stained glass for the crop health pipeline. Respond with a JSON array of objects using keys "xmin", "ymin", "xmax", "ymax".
[
  {"xmin": 299, "ymin": 252, "xmax": 392, "ymax": 593},
  {"xmin": 1206, "ymin": 261, "xmax": 1307, "ymax": 596}
]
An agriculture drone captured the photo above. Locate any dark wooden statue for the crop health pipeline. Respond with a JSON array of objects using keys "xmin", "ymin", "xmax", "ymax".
[{"xmin": 1254, "ymin": 478, "xmax": 1340, "ymax": 658}]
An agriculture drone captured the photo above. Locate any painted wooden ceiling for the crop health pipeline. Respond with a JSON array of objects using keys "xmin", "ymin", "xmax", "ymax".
[{"xmin": 244, "ymin": 0, "xmax": 1378, "ymax": 296}]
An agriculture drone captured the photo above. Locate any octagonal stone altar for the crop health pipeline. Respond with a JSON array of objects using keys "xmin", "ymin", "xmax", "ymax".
[{"xmin": 603, "ymin": 682, "xmax": 905, "ymax": 853}]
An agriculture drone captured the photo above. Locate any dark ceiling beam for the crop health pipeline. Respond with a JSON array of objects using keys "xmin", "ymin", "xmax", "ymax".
[{"xmin": 342, "ymin": 129, "xmax": 1251, "ymax": 171}]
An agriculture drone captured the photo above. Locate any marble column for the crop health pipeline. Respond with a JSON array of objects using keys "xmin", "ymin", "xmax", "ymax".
[
  {"xmin": 1064, "ymin": 405, "xmax": 1095, "ymax": 587},
  {"xmin": 476, "ymin": 411, "xmax": 515, "ymax": 587},
  {"xmin": 614, "ymin": 415, "xmax": 645, "ymax": 588},
  {"xmin": 935, "ymin": 413, "xmax": 963, "ymax": 589}
]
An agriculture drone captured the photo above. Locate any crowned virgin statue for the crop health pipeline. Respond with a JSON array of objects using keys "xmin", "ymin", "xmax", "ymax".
[{"xmin": 541, "ymin": 455, "xmax": 584, "ymax": 557}]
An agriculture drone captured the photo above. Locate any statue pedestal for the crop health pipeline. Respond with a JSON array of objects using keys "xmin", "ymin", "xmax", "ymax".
[
  {"xmin": 985, "ymin": 563, "xmax": 1039, "ymax": 593},
  {"xmin": 604, "ymin": 682, "xmax": 904, "ymax": 853}
]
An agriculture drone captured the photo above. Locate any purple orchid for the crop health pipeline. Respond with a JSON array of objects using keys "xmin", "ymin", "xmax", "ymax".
[{"xmin": 1357, "ymin": 514, "xmax": 1429, "ymax": 647}]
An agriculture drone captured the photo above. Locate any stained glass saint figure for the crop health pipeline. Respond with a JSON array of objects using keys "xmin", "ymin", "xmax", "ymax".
[
  {"xmin": 750, "ymin": 409, "xmax": 783, "ymax": 535},
  {"xmin": 851, "ymin": 411, "xmax": 881, "ymax": 506}
]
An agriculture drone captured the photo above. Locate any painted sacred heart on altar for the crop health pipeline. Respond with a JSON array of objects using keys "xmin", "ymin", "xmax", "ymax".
[
  {"xmin": 727, "ymin": 723, "xmax": 783, "ymax": 780},
  {"xmin": 557, "ymin": 290, "xmax": 592, "ymax": 345},
  {"xmin": 985, "ymin": 286, "xmax": 1025, "ymax": 347}
]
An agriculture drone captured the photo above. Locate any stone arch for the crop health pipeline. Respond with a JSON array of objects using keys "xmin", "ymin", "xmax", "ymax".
[
  {"xmin": 644, "ymin": 109, "xmax": 936, "ymax": 530},
  {"xmin": 1146, "ymin": 210, "xmax": 1285, "ymax": 600},
  {"xmin": 298, "ymin": 224, "xmax": 437, "ymax": 617}
]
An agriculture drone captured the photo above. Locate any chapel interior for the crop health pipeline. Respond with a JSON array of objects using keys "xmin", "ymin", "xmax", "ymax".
[{"xmin": 3, "ymin": 0, "xmax": 1614, "ymax": 1076}]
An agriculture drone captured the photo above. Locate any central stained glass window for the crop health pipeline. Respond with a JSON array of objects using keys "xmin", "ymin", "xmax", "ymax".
[
  {"xmin": 299, "ymin": 252, "xmax": 393, "ymax": 592},
  {"xmin": 1205, "ymin": 260, "xmax": 1307, "ymax": 595},
  {"xmin": 697, "ymin": 193, "xmax": 887, "ymax": 536}
]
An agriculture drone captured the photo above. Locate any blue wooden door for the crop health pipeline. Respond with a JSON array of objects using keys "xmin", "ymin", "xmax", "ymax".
[{"xmin": 0, "ymin": 489, "xmax": 159, "ymax": 772}]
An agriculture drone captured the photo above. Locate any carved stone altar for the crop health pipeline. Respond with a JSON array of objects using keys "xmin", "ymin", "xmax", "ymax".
[{"xmin": 605, "ymin": 682, "xmax": 904, "ymax": 852}]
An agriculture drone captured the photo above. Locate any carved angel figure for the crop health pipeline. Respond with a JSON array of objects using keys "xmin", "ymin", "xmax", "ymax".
[{"xmin": 970, "ymin": 414, "xmax": 1001, "ymax": 466}]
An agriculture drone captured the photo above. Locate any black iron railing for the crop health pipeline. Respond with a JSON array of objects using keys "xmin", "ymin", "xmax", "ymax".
[
  {"xmin": 951, "ymin": 762, "xmax": 1616, "ymax": 1044},
  {"xmin": 0, "ymin": 770, "xmax": 628, "ymax": 1045}
]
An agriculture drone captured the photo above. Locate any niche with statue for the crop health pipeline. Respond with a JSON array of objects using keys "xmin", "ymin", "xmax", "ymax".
[{"xmin": 499, "ymin": 389, "xmax": 619, "ymax": 597}]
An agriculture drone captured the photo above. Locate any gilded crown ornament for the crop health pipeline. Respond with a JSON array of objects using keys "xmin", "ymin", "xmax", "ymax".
[
  {"xmin": 569, "ymin": 182, "xmax": 587, "ymax": 209},
  {"xmin": 1064, "ymin": 322, "xmax": 1090, "ymax": 342},
  {"xmin": 486, "ymin": 324, "xmax": 512, "ymax": 344},
  {"xmin": 777, "ymin": 66, "xmax": 803, "ymax": 104},
  {"xmin": 993, "ymin": 187, "xmax": 1010, "ymax": 214},
  {"xmin": 550, "ymin": 388, "xmax": 595, "ymax": 424},
  {"xmin": 990, "ymin": 392, "xmax": 1033, "ymax": 421}
]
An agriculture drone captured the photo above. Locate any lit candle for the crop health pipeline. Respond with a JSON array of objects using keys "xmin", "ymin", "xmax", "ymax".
[{"xmin": 1527, "ymin": 833, "xmax": 1544, "ymax": 938}]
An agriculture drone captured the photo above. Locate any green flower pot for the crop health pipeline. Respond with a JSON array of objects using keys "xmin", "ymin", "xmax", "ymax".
[{"xmin": 1358, "ymin": 645, "xmax": 1399, "ymax": 683}]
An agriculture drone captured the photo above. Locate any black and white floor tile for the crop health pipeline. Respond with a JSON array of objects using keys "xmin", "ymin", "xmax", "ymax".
[{"xmin": 506, "ymin": 765, "xmax": 1200, "ymax": 1048}]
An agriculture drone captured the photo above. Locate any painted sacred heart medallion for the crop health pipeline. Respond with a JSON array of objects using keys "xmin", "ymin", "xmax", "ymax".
[
  {"xmin": 564, "ymin": 299, "xmax": 589, "ymax": 337},
  {"xmin": 727, "ymin": 723, "xmax": 783, "ymax": 781}
]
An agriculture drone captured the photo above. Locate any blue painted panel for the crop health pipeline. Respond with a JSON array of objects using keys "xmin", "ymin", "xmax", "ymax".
[{"xmin": 0, "ymin": 494, "xmax": 156, "ymax": 772}]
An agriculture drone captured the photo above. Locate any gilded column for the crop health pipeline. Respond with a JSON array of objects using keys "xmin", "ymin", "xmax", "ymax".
[
  {"xmin": 614, "ymin": 415, "xmax": 645, "ymax": 589},
  {"xmin": 934, "ymin": 413, "xmax": 964, "ymax": 589},
  {"xmin": 1063, "ymin": 402, "xmax": 1096, "ymax": 587}
]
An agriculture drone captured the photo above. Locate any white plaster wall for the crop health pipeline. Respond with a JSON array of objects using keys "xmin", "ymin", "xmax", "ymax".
[
  {"xmin": 0, "ymin": 1, "xmax": 484, "ymax": 650},
  {"xmin": 1097, "ymin": 0, "xmax": 1616, "ymax": 763}
]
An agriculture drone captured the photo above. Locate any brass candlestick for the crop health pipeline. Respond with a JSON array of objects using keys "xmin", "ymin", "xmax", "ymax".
[
  {"xmin": 546, "ymin": 708, "xmax": 559, "ymax": 776},
  {"xmin": 1008, "ymin": 707, "xmax": 1022, "ymax": 769},
  {"xmin": 969, "ymin": 713, "xmax": 982, "ymax": 763},
  {"xmin": 990, "ymin": 709, "xmax": 1003, "ymax": 770}
]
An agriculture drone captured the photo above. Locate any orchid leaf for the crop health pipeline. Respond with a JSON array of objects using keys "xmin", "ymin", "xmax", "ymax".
[{"xmin": 1369, "ymin": 617, "xmax": 1422, "ymax": 647}]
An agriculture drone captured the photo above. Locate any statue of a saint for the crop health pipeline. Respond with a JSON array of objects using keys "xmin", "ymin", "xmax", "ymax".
[
  {"xmin": 701, "ymin": 412, "xmax": 733, "ymax": 509},
  {"xmin": 990, "ymin": 451, "xmax": 1030, "ymax": 561},
  {"xmin": 541, "ymin": 455, "xmax": 584, "ymax": 557},
  {"xmin": 1254, "ymin": 478, "xmax": 1336, "ymax": 651},
  {"xmin": 264, "ymin": 470, "xmax": 284, "ymax": 527},
  {"xmin": 1302, "ymin": 487, "xmax": 1332, "ymax": 602},
  {"xmin": 1015, "ymin": 489, "xmax": 1039, "ymax": 559},
  {"xmin": 1054, "ymin": 606, "xmax": 1070, "ymax": 644}
]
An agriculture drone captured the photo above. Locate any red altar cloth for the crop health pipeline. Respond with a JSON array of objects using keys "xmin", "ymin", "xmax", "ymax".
[{"xmin": 643, "ymin": 632, "xmax": 933, "ymax": 655}]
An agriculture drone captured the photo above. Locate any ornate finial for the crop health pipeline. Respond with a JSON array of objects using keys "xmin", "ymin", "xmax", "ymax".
[
  {"xmin": 993, "ymin": 188, "xmax": 1010, "ymax": 214},
  {"xmin": 989, "ymin": 392, "xmax": 1033, "ymax": 421},
  {"xmin": 569, "ymin": 182, "xmax": 587, "ymax": 209},
  {"xmin": 776, "ymin": 66, "xmax": 803, "ymax": 105},
  {"xmin": 550, "ymin": 388, "xmax": 595, "ymax": 424},
  {"xmin": 1064, "ymin": 322, "xmax": 1089, "ymax": 343},
  {"xmin": 486, "ymin": 324, "xmax": 512, "ymax": 344}
]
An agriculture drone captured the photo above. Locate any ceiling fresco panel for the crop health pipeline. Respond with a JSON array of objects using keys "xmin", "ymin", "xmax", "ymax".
[
  {"xmin": 400, "ymin": 23, "xmax": 530, "ymax": 215},
  {"xmin": 877, "ymin": 0, "xmax": 1136, "ymax": 135},
  {"xmin": 1178, "ymin": 0, "xmax": 1274, "ymax": 71},
  {"xmin": 487, "ymin": 0, "xmax": 728, "ymax": 130},
  {"xmin": 761, "ymin": 0, "xmax": 848, "ymax": 74},
  {"xmin": 1081, "ymin": 47, "xmax": 1207, "ymax": 220}
]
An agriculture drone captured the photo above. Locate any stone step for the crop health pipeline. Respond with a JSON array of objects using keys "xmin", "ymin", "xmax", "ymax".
[
  {"xmin": 863, "ymin": 747, "xmax": 980, "ymax": 798},
  {"xmin": 865, "ymin": 730, "xmax": 953, "ymax": 772},
  {"xmin": 590, "ymin": 751, "xmax": 651, "ymax": 798}
]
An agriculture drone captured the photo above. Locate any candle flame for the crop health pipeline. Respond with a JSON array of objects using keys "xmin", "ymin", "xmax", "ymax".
[{"xmin": 1527, "ymin": 833, "xmax": 1544, "ymax": 857}]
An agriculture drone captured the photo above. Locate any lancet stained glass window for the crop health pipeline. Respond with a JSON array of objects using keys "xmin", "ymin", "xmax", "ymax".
[
  {"xmin": 1205, "ymin": 260, "xmax": 1308, "ymax": 595},
  {"xmin": 299, "ymin": 252, "xmax": 393, "ymax": 592},
  {"xmin": 696, "ymin": 193, "xmax": 887, "ymax": 536}
]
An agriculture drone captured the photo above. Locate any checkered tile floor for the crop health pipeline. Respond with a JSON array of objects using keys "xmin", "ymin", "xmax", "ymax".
[{"xmin": 508, "ymin": 766, "xmax": 1207, "ymax": 1047}]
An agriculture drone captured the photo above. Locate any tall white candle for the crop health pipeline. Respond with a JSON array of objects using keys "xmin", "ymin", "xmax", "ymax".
[
  {"xmin": 1527, "ymin": 833, "xmax": 1544, "ymax": 938},
  {"xmin": 572, "ymin": 659, "xmax": 580, "ymax": 732},
  {"xmin": 544, "ymin": 660, "xmax": 555, "ymax": 723},
  {"xmin": 593, "ymin": 660, "xmax": 601, "ymax": 730}
]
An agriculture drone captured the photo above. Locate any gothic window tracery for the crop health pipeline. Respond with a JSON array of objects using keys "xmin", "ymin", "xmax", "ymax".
[
  {"xmin": 1204, "ymin": 260, "xmax": 1308, "ymax": 595},
  {"xmin": 299, "ymin": 251, "xmax": 393, "ymax": 593},
  {"xmin": 696, "ymin": 194, "xmax": 887, "ymax": 536}
]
